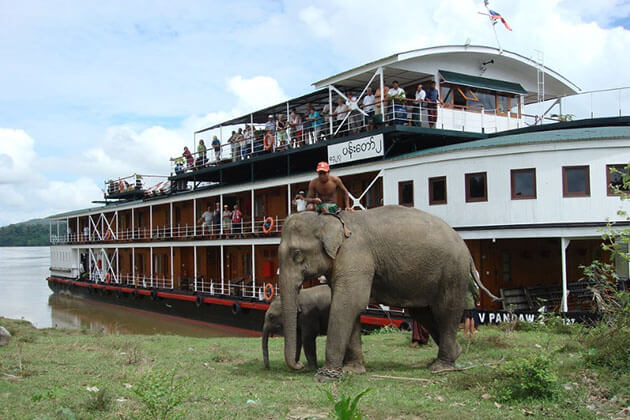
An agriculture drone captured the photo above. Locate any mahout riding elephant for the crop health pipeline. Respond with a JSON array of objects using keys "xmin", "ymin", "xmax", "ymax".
[
  {"xmin": 279, "ymin": 205, "xmax": 497, "ymax": 382},
  {"xmin": 262, "ymin": 285, "xmax": 331, "ymax": 370}
]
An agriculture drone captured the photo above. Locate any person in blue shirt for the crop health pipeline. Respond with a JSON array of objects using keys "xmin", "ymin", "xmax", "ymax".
[
  {"xmin": 211, "ymin": 136, "xmax": 221, "ymax": 163},
  {"xmin": 425, "ymin": 80, "xmax": 441, "ymax": 128},
  {"xmin": 306, "ymin": 103, "xmax": 322, "ymax": 144}
]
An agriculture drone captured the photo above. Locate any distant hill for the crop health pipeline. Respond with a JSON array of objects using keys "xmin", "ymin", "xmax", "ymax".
[{"xmin": 0, "ymin": 218, "xmax": 50, "ymax": 246}]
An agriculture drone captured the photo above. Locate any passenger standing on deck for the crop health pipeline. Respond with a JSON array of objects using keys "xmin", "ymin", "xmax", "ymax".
[
  {"xmin": 426, "ymin": 80, "xmax": 441, "ymax": 128},
  {"xmin": 228, "ymin": 131, "xmax": 237, "ymax": 162},
  {"xmin": 183, "ymin": 146, "xmax": 194, "ymax": 168},
  {"xmin": 293, "ymin": 190, "xmax": 307, "ymax": 212},
  {"xmin": 362, "ymin": 87, "xmax": 376, "ymax": 130},
  {"xmin": 222, "ymin": 204, "xmax": 232, "ymax": 237},
  {"xmin": 306, "ymin": 103, "xmax": 322, "ymax": 144},
  {"xmin": 288, "ymin": 110, "xmax": 301, "ymax": 147},
  {"xmin": 197, "ymin": 139, "xmax": 207, "ymax": 167},
  {"xmin": 211, "ymin": 136, "xmax": 221, "ymax": 163},
  {"xmin": 233, "ymin": 128, "xmax": 244, "ymax": 161},
  {"xmin": 334, "ymin": 98, "xmax": 349, "ymax": 135},
  {"xmin": 231, "ymin": 204, "xmax": 243, "ymax": 238},
  {"xmin": 212, "ymin": 202, "xmax": 221, "ymax": 236},
  {"xmin": 415, "ymin": 83, "xmax": 426, "ymax": 127},
  {"xmin": 306, "ymin": 162, "xmax": 352, "ymax": 213},
  {"xmin": 198, "ymin": 205, "xmax": 213, "ymax": 234}
]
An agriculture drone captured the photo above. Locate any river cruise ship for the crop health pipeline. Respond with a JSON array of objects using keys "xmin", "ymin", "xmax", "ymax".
[{"xmin": 47, "ymin": 45, "xmax": 630, "ymax": 331}]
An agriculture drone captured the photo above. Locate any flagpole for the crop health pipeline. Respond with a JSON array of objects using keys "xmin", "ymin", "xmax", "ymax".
[{"xmin": 492, "ymin": 21, "xmax": 502, "ymax": 54}]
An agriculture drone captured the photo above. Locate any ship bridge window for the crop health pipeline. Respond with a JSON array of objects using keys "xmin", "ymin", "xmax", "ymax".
[
  {"xmin": 511, "ymin": 169, "xmax": 536, "ymax": 199},
  {"xmin": 398, "ymin": 181, "xmax": 414, "ymax": 207},
  {"xmin": 607, "ymin": 164, "xmax": 630, "ymax": 196},
  {"xmin": 563, "ymin": 166, "xmax": 590, "ymax": 197},
  {"xmin": 465, "ymin": 172, "xmax": 487, "ymax": 202},
  {"xmin": 429, "ymin": 176, "xmax": 447, "ymax": 205}
]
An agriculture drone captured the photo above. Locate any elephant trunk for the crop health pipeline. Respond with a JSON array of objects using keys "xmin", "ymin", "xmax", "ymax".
[
  {"xmin": 281, "ymin": 283, "xmax": 302, "ymax": 370},
  {"xmin": 262, "ymin": 326, "xmax": 270, "ymax": 369}
]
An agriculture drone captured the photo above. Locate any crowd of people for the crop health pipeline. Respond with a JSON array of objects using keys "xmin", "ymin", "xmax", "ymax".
[{"xmin": 173, "ymin": 80, "xmax": 442, "ymax": 173}]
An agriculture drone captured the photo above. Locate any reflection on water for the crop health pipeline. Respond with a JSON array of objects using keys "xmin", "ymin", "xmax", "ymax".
[
  {"xmin": 48, "ymin": 293, "xmax": 255, "ymax": 337},
  {"xmin": 0, "ymin": 247, "xmax": 254, "ymax": 337}
]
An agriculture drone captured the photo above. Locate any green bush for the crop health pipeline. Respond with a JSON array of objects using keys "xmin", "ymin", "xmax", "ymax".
[
  {"xmin": 321, "ymin": 386, "xmax": 372, "ymax": 420},
  {"xmin": 494, "ymin": 354, "xmax": 558, "ymax": 402},
  {"xmin": 132, "ymin": 368, "xmax": 188, "ymax": 420}
]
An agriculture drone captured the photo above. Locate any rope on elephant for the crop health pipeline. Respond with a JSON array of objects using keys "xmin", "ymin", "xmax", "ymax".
[
  {"xmin": 322, "ymin": 212, "xmax": 352, "ymax": 238},
  {"xmin": 316, "ymin": 367, "xmax": 343, "ymax": 380}
]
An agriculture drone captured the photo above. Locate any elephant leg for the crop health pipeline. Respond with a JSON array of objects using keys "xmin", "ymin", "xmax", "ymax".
[
  {"xmin": 316, "ymin": 276, "xmax": 371, "ymax": 382},
  {"xmin": 342, "ymin": 319, "xmax": 365, "ymax": 374},
  {"xmin": 302, "ymin": 331, "xmax": 318, "ymax": 370},
  {"xmin": 428, "ymin": 304, "xmax": 463, "ymax": 373},
  {"xmin": 408, "ymin": 307, "xmax": 440, "ymax": 346}
]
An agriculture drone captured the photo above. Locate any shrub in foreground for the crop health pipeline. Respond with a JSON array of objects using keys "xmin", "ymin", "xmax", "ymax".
[{"xmin": 494, "ymin": 354, "xmax": 558, "ymax": 402}]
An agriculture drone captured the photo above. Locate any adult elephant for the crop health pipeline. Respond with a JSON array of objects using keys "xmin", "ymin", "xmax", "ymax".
[
  {"xmin": 279, "ymin": 205, "xmax": 493, "ymax": 382},
  {"xmin": 262, "ymin": 285, "xmax": 330, "ymax": 370}
]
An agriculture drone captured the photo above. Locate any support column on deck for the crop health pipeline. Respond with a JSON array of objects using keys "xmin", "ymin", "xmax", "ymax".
[
  {"xmin": 149, "ymin": 205, "xmax": 153, "ymax": 239},
  {"xmin": 150, "ymin": 247, "xmax": 153, "ymax": 288},
  {"xmin": 131, "ymin": 208, "xmax": 135, "ymax": 239},
  {"xmin": 251, "ymin": 244, "xmax": 256, "ymax": 299},
  {"xmin": 560, "ymin": 238, "xmax": 571, "ymax": 312},
  {"xmin": 170, "ymin": 246, "xmax": 174, "ymax": 289},
  {"xmin": 220, "ymin": 244, "xmax": 224, "ymax": 294},
  {"xmin": 193, "ymin": 245, "xmax": 197, "ymax": 292},
  {"xmin": 132, "ymin": 247, "xmax": 135, "ymax": 287},
  {"xmin": 170, "ymin": 202, "xmax": 173, "ymax": 238},
  {"xmin": 193, "ymin": 198, "xmax": 197, "ymax": 236},
  {"xmin": 251, "ymin": 189, "xmax": 255, "ymax": 234}
]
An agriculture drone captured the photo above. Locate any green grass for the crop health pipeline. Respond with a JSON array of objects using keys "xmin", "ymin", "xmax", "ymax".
[{"xmin": 0, "ymin": 316, "xmax": 628, "ymax": 419}]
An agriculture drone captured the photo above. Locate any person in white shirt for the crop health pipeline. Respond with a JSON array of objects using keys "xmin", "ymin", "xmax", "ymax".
[
  {"xmin": 388, "ymin": 80, "xmax": 406, "ymax": 99},
  {"xmin": 345, "ymin": 91, "xmax": 361, "ymax": 133},
  {"xmin": 197, "ymin": 205, "xmax": 213, "ymax": 234},
  {"xmin": 293, "ymin": 190, "xmax": 307, "ymax": 212},
  {"xmin": 415, "ymin": 83, "xmax": 426, "ymax": 127},
  {"xmin": 362, "ymin": 87, "xmax": 376, "ymax": 130},
  {"xmin": 334, "ymin": 97, "xmax": 349, "ymax": 134}
]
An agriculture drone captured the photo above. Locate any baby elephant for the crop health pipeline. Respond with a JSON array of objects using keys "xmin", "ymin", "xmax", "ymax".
[{"xmin": 262, "ymin": 285, "xmax": 330, "ymax": 370}]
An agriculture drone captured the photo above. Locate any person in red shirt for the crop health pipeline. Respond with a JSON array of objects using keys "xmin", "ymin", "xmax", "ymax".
[{"xmin": 231, "ymin": 203, "xmax": 243, "ymax": 238}]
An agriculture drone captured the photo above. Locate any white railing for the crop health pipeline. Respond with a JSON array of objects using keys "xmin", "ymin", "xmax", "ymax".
[
  {"xmin": 91, "ymin": 273, "xmax": 174, "ymax": 289},
  {"xmin": 195, "ymin": 278, "xmax": 278, "ymax": 300}
]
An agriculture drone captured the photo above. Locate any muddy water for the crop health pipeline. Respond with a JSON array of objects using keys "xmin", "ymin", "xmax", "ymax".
[{"xmin": 0, "ymin": 247, "xmax": 254, "ymax": 337}]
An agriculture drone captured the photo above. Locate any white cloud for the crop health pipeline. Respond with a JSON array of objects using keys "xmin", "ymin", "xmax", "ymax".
[
  {"xmin": 227, "ymin": 75, "xmax": 289, "ymax": 112},
  {"xmin": 299, "ymin": 6, "xmax": 332, "ymax": 38}
]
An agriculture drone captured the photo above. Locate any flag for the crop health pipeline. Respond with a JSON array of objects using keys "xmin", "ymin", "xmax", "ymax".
[{"xmin": 488, "ymin": 9, "xmax": 512, "ymax": 31}]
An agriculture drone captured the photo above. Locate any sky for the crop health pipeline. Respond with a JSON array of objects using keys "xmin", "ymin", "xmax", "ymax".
[{"xmin": 1, "ymin": 0, "xmax": 629, "ymax": 226}]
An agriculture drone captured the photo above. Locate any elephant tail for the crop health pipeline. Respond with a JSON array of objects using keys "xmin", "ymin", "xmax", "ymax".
[{"xmin": 470, "ymin": 259, "xmax": 502, "ymax": 302}]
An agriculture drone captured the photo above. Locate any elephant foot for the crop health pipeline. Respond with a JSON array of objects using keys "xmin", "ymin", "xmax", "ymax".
[
  {"xmin": 290, "ymin": 361, "xmax": 304, "ymax": 370},
  {"xmin": 429, "ymin": 359, "xmax": 456, "ymax": 374},
  {"xmin": 342, "ymin": 363, "xmax": 366, "ymax": 375},
  {"xmin": 314, "ymin": 367, "xmax": 343, "ymax": 383}
]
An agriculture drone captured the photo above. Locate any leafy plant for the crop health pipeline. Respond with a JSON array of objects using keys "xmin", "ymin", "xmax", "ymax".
[
  {"xmin": 321, "ymin": 386, "xmax": 372, "ymax": 420},
  {"xmin": 494, "ymin": 354, "xmax": 558, "ymax": 402},
  {"xmin": 132, "ymin": 368, "xmax": 188, "ymax": 420}
]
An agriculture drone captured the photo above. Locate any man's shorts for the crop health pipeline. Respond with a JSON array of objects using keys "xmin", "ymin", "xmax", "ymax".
[{"xmin": 317, "ymin": 203, "xmax": 340, "ymax": 214}]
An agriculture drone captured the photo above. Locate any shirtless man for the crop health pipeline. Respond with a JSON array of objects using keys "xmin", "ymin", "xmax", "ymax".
[{"xmin": 306, "ymin": 162, "xmax": 352, "ymax": 213}]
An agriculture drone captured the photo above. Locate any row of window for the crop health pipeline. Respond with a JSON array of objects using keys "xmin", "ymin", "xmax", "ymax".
[{"xmin": 398, "ymin": 164, "xmax": 628, "ymax": 206}]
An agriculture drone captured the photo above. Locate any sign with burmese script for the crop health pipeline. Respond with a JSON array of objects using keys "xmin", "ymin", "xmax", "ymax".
[{"xmin": 327, "ymin": 134, "xmax": 384, "ymax": 166}]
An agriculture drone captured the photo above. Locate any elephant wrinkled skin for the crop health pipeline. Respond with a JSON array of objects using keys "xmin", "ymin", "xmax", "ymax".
[
  {"xmin": 262, "ymin": 285, "xmax": 331, "ymax": 370},
  {"xmin": 279, "ymin": 205, "xmax": 483, "ymax": 381}
]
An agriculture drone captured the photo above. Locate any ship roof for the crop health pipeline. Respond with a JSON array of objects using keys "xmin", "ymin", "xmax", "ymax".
[
  {"xmin": 393, "ymin": 123, "xmax": 630, "ymax": 162},
  {"xmin": 312, "ymin": 45, "xmax": 579, "ymax": 103},
  {"xmin": 198, "ymin": 45, "xmax": 580, "ymax": 135}
]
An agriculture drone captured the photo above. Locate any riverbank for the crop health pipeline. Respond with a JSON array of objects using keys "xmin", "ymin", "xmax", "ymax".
[{"xmin": 0, "ymin": 317, "xmax": 628, "ymax": 419}]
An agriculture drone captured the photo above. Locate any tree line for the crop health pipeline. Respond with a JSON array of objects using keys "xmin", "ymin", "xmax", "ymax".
[{"xmin": 0, "ymin": 220, "xmax": 49, "ymax": 246}]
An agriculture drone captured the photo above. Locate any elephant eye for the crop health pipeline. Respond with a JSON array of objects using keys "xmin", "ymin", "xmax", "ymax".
[{"xmin": 293, "ymin": 250, "xmax": 304, "ymax": 264}]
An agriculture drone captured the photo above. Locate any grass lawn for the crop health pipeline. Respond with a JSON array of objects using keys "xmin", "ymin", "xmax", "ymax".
[{"xmin": 0, "ymin": 316, "xmax": 628, "ymax": 419}]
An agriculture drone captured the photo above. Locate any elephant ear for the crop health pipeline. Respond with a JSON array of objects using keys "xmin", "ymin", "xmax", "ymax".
[{"xmin": 320, "ymin": 216, "xmax": 344, "ymax": 260}]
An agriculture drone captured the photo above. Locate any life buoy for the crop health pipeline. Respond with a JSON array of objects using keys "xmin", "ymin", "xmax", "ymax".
[
  {"xmin": 105, "ymin": 273, "xmax": 111, "ymax": 284},
  {"xmin": 263, "ymin": 283, "xmax": 275, "ymax": 302},
  {"xmin": 118, "ymin": 180, "xmax": 125, "ymax": 191},
  {"xmin": 196, "ymin": 294, "xmax": 203, "ymax": 308},
  {"xmin": 231, "ymin": 302, "xmax": 241, "ymax": 316},
  {"xmin": 263, "ymin": 133, "xmax": 274, "ymax": 150},
  {"xmin": 262, "ymin": 217, "xmax": 274, "ymax": 234},
  {"xmin": 104, "ymin": 229, "xmax": 113, "ymax": 241}
]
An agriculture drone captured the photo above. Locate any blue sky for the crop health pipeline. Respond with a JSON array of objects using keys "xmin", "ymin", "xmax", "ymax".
[{"xmin": 0, "ymin": 0, "xmax": 629, "ymax": 225}]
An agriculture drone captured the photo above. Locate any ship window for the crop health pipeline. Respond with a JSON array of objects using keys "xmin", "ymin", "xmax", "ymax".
[
  {"xmin": 607, "ymin": 164, "xmax": 630, "ymax": 196},
  {"xmin": 398, "ymin": 181, "xmax": 414, "ymax": 207},
  {"xmin": 465, "ymin": 172, "xmax": 488, "ymax": 202},
  {"xmin": 511, "ymin": 168, "xmax": 536, "ymax": 199},
  {"xmin": 429, "ymin": 176, "xmax": 447, "ymax": 205},
  {"xmin": 476, "ymin": 91, "xmax": 496, "ymax": 111},
  {"xmin": 497, "ymin": 94, "xmax": 513, "ymax": 114},
  {"xmin": 563, "ymin": 166, "xmax": 590, "ymax": 197},
  {"xmin": 441, "ymin": 85, "xmax": 452, "ymax": 104}
]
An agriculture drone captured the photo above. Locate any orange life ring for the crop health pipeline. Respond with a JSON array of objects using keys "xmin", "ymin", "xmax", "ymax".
[
  {"xmin": 118, "ymin": 180, "xmax": 125, "ymax": 191},
  {"xmin": 105, "ymin": 273, "xmax": 111, "ymax": 284},
  {"xmin": 104, "ymin": 229, "xmax": 113, "ymax": 241},
  {"xmin": 263, "ymin": 133, "xmax": 274, "ymax": 150},
  {"xmin": 263, "ymin": 283, "xmax": 275, "ymax": 301},
  {"xmin": 262, "ymin": 217, "xmax": 274, "ymax": 234}
]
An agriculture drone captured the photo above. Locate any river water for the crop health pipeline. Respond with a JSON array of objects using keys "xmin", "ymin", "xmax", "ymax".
[{"xmin": 0, "ymin": 247, "xmax": 253, "ymax": 337}]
